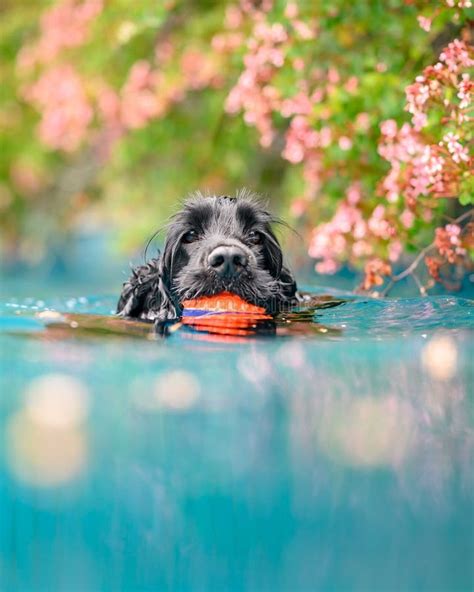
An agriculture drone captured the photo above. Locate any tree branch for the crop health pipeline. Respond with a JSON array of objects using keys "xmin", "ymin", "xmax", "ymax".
[{"xmin": 381, "ymin": 208, "xmax": 473, "ymax": 297}]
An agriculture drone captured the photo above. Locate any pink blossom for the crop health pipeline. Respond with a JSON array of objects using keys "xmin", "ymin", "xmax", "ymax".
[
  {"xmin": 345, "ymin": 76, "xmax": 359, "ymax": 93},
  {"xmin": 400, "ymin": 209, "xmax": 415, "ymax": 229},
  {"xmin": 368, "ymin": 205, "xmax": 394, "ymax": 240},
  {"xmin": 377, "ymin": 121, "xmax": 456, "ymax": 203},
  {"xmin": 442, "ymin": 132, "xmax": 470, "ymax": 163},
  {"xmin": 280, "ymin": 91, "xmax": 312, "ymax": 117},
  {"xmin": 119, "ymin": 61, "xmax": 162, "ymax": 129},
  {"xmin": 388, "ymin": 240, "xmax": 403, "ymax": 262},
  {"xmin": 240, "ymin": 0, "xmax": 273, "ymax": 14},
  {"xmin": 417, "ymin": 16, "xmax": 432, "ymax": 32},
  {"xmin": 292, "ymin": 20, "xmax": 315, "ymax": 40},
  {"xmin": 225, "ymin": 5, "xmax": 243, "ymax": 29},
  {"xmin": 212, "ymin": 32, "xmax": 244, "ymax": 53},
  {"xmin": 362, "ymin": 258, "xmax": 392, "ymax": 289},
  {"xmin": 225, "ymin": 13, "xmax": 290, "ymax": 147},
  {"xmin": 405, "ymin": 79, "xmax": 430, "ymax": 129},
  {"xmin": 282, "ymin": 116, "xmax": 319, "ymax": 163},
  {"xmin": 181, "ymin": 50, "xmax": 219, "ymax": 90},
  {"xmin": 97, "ymin": 86, "xmax": 119, "ymax": 120},
  {"xmin": 315, "ymin": 259, "xmax": 339, "ymax": 274},
  {"xmin": 25, "ymin": 65, "xmax": 93, "ymax": 151},
  {"xmin": 17, "ymin": 0, "xmax": 103, "ymax": 71},
  {"xmin": 284, "ymin": 2, "xmax": 299, "ymax": 19},
  {"xmin": 319, "ymin": 127, "xmax": 332, "ymax": 147},
  {"xmin": 338, "ymin": 136, "xmax": 352, "ymax": 151},
  {"xmin": 355, "ymin": 112, "xmax": 370, "ymax": 132},
  {"xmin": 346, "ymin": 183, "xmax": 362, "ymax": 205},
  {"xmin": 435, "ymin": 224, "xmax": 467, "ymax": 263},
  {"xmin": 380, "ymin": 119, "xmax": 398, "ymax": 139},
  {"xmin": 352, "ymin": 240, "xmax": 373, "ymax": 258},
  {"xmin": 457, "ymin": 74, "xmax": 472, "ymax": 109},
  {"xmin": 154, "ymin": 40, "xmax": 174, "ymax": 64},
  {"xmin": 439, "ymin": 40, "xmax": 474, "ymax": 74},
  {"xmin": 290, "ymin": 198, "xmax": 307, "ymax": 217},
  {"xmin": 327, "ymin": 68, "xmax": 340, "ymax": 85},
  {"xmin": 292, "ymin": 57, "xmax": 305, "ymax": 72}
]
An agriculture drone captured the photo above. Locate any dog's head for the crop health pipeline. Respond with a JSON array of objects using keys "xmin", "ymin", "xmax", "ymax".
[
  {"xmin": 118, "ymin": 192, "xmax": 298, "ymax": 322},
  {"xmin": 157, "ymin": 193, "xmax": 297, "ymax": 314}
]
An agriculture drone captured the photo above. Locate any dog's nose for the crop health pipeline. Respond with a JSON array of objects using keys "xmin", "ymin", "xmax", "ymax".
[{"xmin": 208, "ymin": 245, "xmax": 248, "ymax": 278}]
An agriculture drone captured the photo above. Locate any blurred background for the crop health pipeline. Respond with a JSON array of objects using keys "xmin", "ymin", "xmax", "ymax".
[
  {"xmin": 1, "ymin": 5, "xmax": 473, "ymax": 590},
  {"xmin": 0, "ymin": 0, "xmax": 472, "ymax": 297}
]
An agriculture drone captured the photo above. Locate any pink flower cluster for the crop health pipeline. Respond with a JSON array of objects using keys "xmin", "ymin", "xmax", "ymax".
[
  {"xmin": 24, "ymin": 65, "xmax": 93, "ymax": 152},
  {"xmin": 378, "ymin": 39, "xmax": 473, "ymax": 213},
  {"xmin": 441, "ymin": 132, "xmax": 469, "ymax": 164},
  {"xmin": 308, "ymin": 36, "xmax": 473, "ymax": 288},
  {"xmin": 439, "ymin": 39, "xmax": 474, "ymax": 71},
  {"xmin": 220, "ymin": 5, "xmax": 474, "ymax": 290},
  {"xmin": 119, "ymin": 61, "xmax": 167, "ymax": 130},
  {"xmin": 308, "ymin": 184, "xmax": 402, "ymax": 275},
  {"xmin": 417, "ymin": 1, "xmax": 472, "ymax": 32},
  {"xmin": 118, "ymin": 50, "xmax": 220, "ymax": 131},
  {"xmin": 378, "ymin": 122, "xmax": 453, "ymax": 205},
  {"xmin": 434, "ymin": 224, "xmax": 466, "ymax": 263},
  {"xmin": 361, "ymin": 258, "xmax": 392, "ymax": 291},
  {"xmin": 94, "ymin": 49, "xmax": 222, "ymax": 145},
  {"xmin": 222, "ymin": 2, "xmax": 317, "ymax": 148},
  {"xmin": 446, "ymin": 0, "xmax": 472, "ymax": 8},
  {"xmin": 17, "ymin": 0, "xmax": 103, "ymax": 72},
  {"xmin": 406, "ymin": 40, "xmax": 473, "ymax": 130},
  {"xmin": 309, "ymin": 202, "xmax": 365, "ymax": 274},
  {"xmin": 19, "ymin": 0, "xmax": 222, "ymax": 153},
  {"xmin": 13, "ymin": 0, "xmax": 473, "ymax": 293},
  {"xmin": 282, "ymin": 115, "xmax": 323, "ymax": 164},
  {"xmin": 224, "ymin": 18, "xmax": 288, "ymax": 147},
  {"xmin": 280, "ymin": 80, "xmax": 338, "ymax": 190},
  {"xmin": 425, "ymin": 220, "xmax": 473, "ymax": 287}
]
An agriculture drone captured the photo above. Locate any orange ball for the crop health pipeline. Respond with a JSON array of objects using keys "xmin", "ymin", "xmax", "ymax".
[{"xmin": 182, "ymin": 291, "xmax": 267, "ymax": 315}]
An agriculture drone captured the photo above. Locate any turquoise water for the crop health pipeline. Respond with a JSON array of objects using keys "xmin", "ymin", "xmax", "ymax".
[{"xmin": 0, "ymin": 290, "xmax": 473, "ymax": 591}]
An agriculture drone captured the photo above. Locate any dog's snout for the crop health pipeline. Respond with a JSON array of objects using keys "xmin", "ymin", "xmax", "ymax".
[{"xmin": 208, "ymin": 245, "xmax": 248, "ymax": 278}]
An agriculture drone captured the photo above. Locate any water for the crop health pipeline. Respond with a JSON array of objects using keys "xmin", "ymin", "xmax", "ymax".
[{"xmin": 0, "ymin": 289, "xmax": 473, "ymax": 591}]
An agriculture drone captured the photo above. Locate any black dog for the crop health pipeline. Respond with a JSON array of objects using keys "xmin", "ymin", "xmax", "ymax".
[{"xmin": 117, "ymin": 192, "xmax": 298, "ymax": 324}]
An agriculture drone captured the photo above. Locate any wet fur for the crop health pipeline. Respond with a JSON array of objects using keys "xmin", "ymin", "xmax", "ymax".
[{"xmin": 117, "ymin": 191, "xmax": 298, "ymax": 324}]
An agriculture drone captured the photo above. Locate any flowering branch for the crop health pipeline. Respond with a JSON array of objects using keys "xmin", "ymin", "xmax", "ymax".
[
  {"xmin": 380, "ymin": 208, "xmax": 474, "ymax": 296},
  {"xmin": 2, "ymin": 0, "xmax": 473, "ymax": 276}
]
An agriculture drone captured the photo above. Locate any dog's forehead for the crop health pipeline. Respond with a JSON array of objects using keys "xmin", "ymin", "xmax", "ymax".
[{"xmin": 183, "ymin": 197, "xmax": 263, "ymax": 232}]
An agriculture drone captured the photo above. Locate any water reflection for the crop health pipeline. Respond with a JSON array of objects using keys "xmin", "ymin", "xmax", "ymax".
[
  {"xmin": 316, "ymin": 395, "xmax": 416, "ymax": 468},
  {"xmin": 0, "ymin": 293, "xmax": 472, "ymax": 590},
  {"xmin": 422, "ymin": 334, "xmax": 458, "ymax": 381},
  {"xmin": 133, "ymin": 370, "xmax": 201, "ymax": 412},
  {"xmin": 31, "ymin": 295, "xmax": 345, "ymax": 342},
  {"xmin": 6, "ymin": 373, "xmax": 89, "ymax": 487}
]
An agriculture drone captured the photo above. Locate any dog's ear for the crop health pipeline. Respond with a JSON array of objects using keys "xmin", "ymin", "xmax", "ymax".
[
  {"xmin": 117, "ymin": 256, "xmax": 179, "ymax": 322},
  {"xmin": 278, "ymin": 265, "xmax": 297, "ymax": 300},
  {"xmin": 261, "ymin": 215, "xmax": 298, "ymax": 301},
  {"xmin": 261, "ymin": 225, "xmax": 284, "ymax": 279},
  {"xmin": 260, "ymin": 222, "xmax": 298, "ymax": 302}
]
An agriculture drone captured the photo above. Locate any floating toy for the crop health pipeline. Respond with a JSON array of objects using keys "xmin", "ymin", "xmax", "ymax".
[
  {"xmin": 182, "ymin": 292, "xmax": 271, "ymax": 335},
  {"xmin": 182, "ymin": 292, "xmax": 268, "ymax": 316}
]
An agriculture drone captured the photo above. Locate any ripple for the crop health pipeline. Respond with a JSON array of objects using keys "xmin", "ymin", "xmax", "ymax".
[
  {"xmin": 315, "ymin": 296, "xmax": 473, "ymax": 337},
  {"xmin": 0, "ymin": 293, "xmax": 472, "ymax": 340}
]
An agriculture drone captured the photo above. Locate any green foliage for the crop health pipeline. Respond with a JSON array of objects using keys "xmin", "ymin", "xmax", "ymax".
[{"xmin": 0, "ymin": 0, "xmax": 471, "ymax": 279}]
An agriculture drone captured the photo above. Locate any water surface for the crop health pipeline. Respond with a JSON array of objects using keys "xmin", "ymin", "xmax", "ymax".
[{"xmin": 0, "ymin": 290, "xmax": 473, "ymax": 591}]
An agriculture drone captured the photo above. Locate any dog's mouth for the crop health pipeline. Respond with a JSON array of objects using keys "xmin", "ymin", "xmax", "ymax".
[{"xmin": 173, "ymin": 267, "xmax": 280, "ymax": 311}]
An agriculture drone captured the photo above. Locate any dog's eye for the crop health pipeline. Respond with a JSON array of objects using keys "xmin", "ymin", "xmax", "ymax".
[
  {"xmin": 248, "ymin": 230, "xmax": 263, "ymax": 245},
  {"xmin": 182, "ymin": 230, "xmax": 199, "ymax": 243}
]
